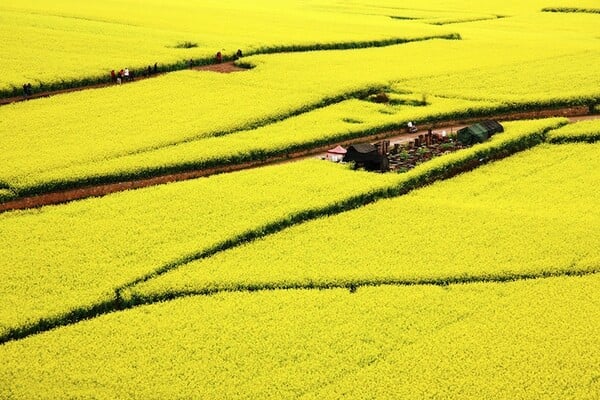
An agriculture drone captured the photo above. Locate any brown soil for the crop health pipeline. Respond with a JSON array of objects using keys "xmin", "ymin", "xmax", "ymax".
[
  {"xmin": 0, "ymin": 106, "xmax": 598, "ymax": 214},
  {"xmin": 0, "ymin": 82, "xmax": 116, "ymax": 106},
  {"xmin": 193, "ymin": 62, "xmax": 247, "ymax": 73}
]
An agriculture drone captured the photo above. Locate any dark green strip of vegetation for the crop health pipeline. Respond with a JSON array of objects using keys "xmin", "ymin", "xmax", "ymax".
[
  {"xmin": 124, "ymin": 268, "xmax": 600, "ymax": 307},
  {"xmin": 541, "ymin": 7, "xmax": 600, "ymax": 14},
  {"xmin": 548, "ymin": 132, "xmax": 600, "ymax": 144},
  {"xmin": 389, "ymin": 15, "xmax": 422, "ymax": 20},
  {"xmin": 428, "ymin": 15, "xmax": 506, "ymax": 26},
  {"xmin": 0, "ymin": 300, "xmax": 118, "ymax": 345},
  {"xmin": 172, "ymin": 41, "xmax": 198, "ymax": 49}
]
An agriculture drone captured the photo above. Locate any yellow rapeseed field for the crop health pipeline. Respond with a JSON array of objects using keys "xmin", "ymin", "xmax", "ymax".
[
  {"xmin": 9, "ymin": 95, "xmax": 500, "ymax": 194},
  {"xmin": 129, "ymin": 140, "xmax": 600, "ymax": 300},
  {"xmin": 1, "ymin": 1, "xmax": 599, "ymax": 398},
  {"xmin": 0, "ymin": 0, "xmax": 452, "ymax": 91},
  {"xmin": 0, "ymin": 160, "xmax": 399, "ymax": 337},
  {"xmin": 0, "ymin": 117, "xmax": 563, "ymax": 338},
  {"xmin": 1, "ymin": 275, "xmax": 599, "ymax": 399},
  {"xmin": 1, "ymin": 32, "xmax": 597, "ymax": 193}
]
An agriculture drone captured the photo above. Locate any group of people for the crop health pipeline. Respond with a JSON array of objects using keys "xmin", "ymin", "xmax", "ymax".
[
  {"xmin": 215, "ymin": 49, "xmax": 243, "ymax": 64},
  {"xmin": 22, "ymin": 83, "xmax": 33, "ymax": 97},
  {"xmin": 109, "ymin": 48, "xmax": 244, "ymax": 85},
  {"xmin": 110, "ymin": 68, "xmax": 132, "ymax": 84},
  {"xmin": 21, "ymin": 48, "xmax": 245, "ymax": 99},
  {"xmin": 110, "ymin": 63, "xmax": 159, "ymax": 84}
]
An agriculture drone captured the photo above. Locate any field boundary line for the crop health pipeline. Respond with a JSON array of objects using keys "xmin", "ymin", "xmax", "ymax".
[
  {"xmin": 1, "ymin": 267, "xmax": 597, "ymax": 346},
  {"xmin": 541, "ymin": 7, "xmax": 600, "ymax": 14},
  {"xmin": 124, "ymin": 267, "xmax": 600, "ymax": 309}
]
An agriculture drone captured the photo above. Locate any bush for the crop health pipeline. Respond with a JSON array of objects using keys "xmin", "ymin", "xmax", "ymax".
[{"xmin": 173, "ymin": 41, "xmax": 199, "ymax": 49}]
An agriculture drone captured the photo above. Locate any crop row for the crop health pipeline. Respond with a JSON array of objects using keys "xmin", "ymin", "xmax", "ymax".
[{"xmin": 1, "ymin": 274, "xmax": 599, "ymax": 399}]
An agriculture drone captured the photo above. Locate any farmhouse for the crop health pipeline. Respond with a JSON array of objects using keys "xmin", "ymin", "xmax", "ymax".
[
  {"xmin": 457, "ymin": 120, "xmax": 504, "ymax": 145},
  {"xmin": 326, "ymin": 145, "xmax": 347, "ymax": 162},
  {"xmin": 343, "ymin": 142, "xmax": 389, "ymax": 172}
]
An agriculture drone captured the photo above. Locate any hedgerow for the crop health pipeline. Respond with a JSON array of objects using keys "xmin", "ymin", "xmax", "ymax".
[{"xmin": 548, "ymin": 119, "xmax": 600, "ymax": 143}]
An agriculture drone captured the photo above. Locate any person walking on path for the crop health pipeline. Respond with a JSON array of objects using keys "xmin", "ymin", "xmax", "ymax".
[
  {"xmin": 23, "ymin": 83, "xmax": 33, "ymax": 97},
  {"xmin": 110, "ymin": 70, "xmax": 117, "ymax": 83},
  {"xmin": 215, "ymin": 51, "xmax": 222, "ymax": 63},
  {"xmin": 124, "ymin": 68, "xmax": 130, "ymax": 82}
]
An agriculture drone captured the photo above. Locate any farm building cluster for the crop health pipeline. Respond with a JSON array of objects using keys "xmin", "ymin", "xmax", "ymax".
[{"xmin": 326, "ymin": 120, "xmax": 504, "ymax": 172}]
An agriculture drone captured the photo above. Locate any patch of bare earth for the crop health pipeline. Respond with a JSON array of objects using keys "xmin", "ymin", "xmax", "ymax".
[{"xmin": 193, "ymin": 62, "xmax": 247, "ymax": 73}]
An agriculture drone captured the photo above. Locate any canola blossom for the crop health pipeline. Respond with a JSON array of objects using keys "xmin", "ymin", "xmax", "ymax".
[
  {"xmin": 0, "ymin": 0, "xmax": 453, "ymax": 92},
  {"xmin": 1, "ymin": 1, "xmax": 600, "ymax": 398},
  {"xmin": 402, "ymin": 50, "xmax": 600, "ymax": 106},
  {"xmin": 0, "ymin": 160, "xmax": 399, "ymax": 338},
  {"xmin": 5, "ymin": 0, "xmax": 598, "ymax": 93},
  {"xmin": 1, "ymin": 275, "xmax": 599, "ymax": 399},
  {"xmin": 2, "ymin": 2, "xmax": 600, "ymax": 197},
  {"xmin": 130, "ymin": 140, "xmax": 600, "ymax": 300},
  {"xmin": 0, "ymin": 118, "xmax": 564, "ymax": 338}
]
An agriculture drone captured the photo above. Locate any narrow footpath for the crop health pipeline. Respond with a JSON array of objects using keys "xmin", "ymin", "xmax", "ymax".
[{"xmin": 0, "ymin": 62, "xmax": 246, "ymax": 107}]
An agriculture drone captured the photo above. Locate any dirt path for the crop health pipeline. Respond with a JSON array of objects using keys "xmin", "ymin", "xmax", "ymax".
[
  {"xmin": 193, "ymin": 62, "xmax": 247, "ymax": 73},
  {"xmin": 385, "ymin": 113, "xmax": 598, "ymax": 147},
  {"xmin": 312, "ymin": 108, "xmax": 598, "ymax": 158},
  {"xmin": 0, "ymin": 62, "xmax": 245, "ymax": 107},
  {"xmin": 1, "ymin": 106, "xmax": 598, "ymax": 213}
]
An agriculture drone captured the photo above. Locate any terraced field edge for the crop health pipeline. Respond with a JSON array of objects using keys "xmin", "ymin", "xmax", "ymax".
[{"xmin": 0, "ymin": 120, "xmax": 565, "ymax": 345}]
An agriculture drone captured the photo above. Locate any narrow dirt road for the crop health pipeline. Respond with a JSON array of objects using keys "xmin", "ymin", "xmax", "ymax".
[
  {"xmin": 0, "ymin": 62, "xmax": 245, "ymax": 107},
  {"xmin": 1, "ymin": 107, "xmax": 597, "ymax": 214}
]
